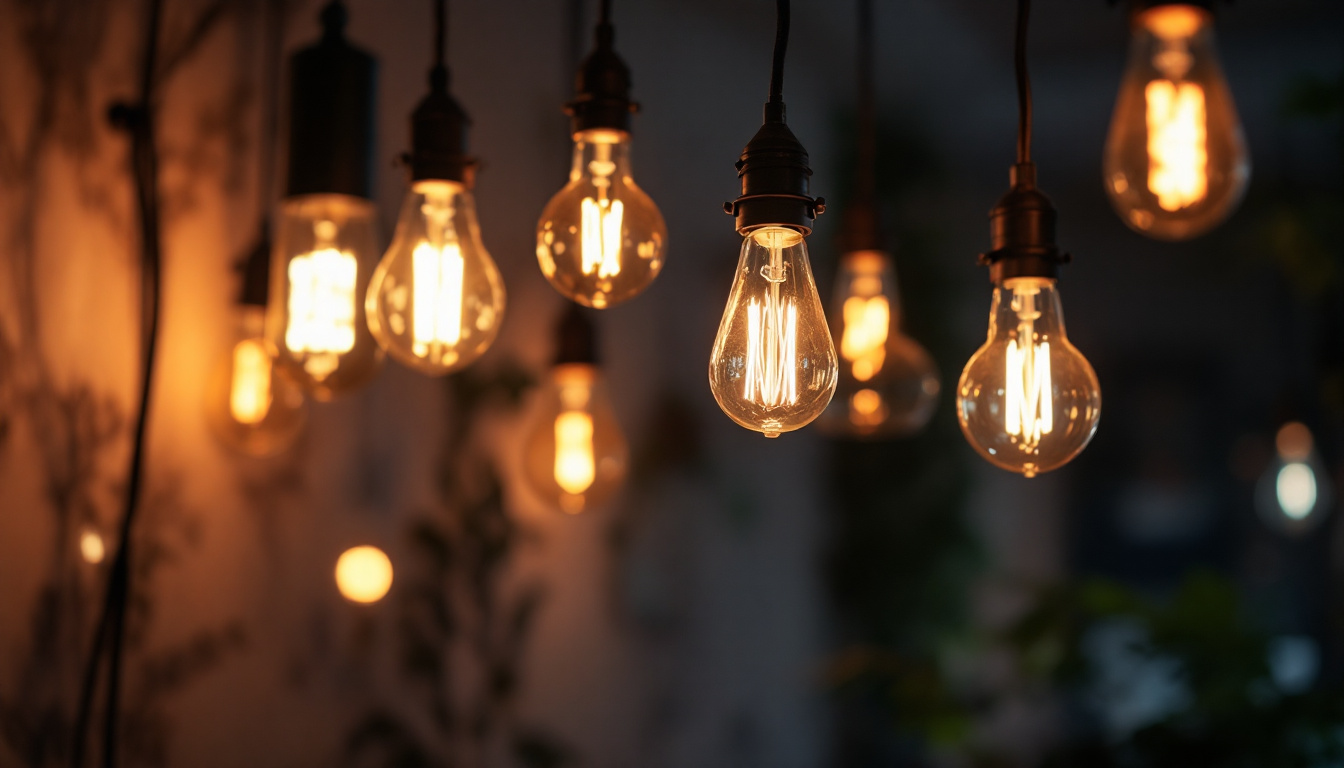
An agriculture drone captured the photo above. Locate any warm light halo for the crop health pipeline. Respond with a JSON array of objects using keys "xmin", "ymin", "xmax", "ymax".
[{"xmin": 335, "ymin": 545, "xmax": 394, "ymax": 604}]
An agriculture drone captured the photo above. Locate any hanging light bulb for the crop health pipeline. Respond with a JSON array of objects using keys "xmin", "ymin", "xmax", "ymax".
[
  {"xmin": 957, "ymin": 0, "xmax": 1101, "ymax": 477},
  {"xmin": 522, "ymin": 307, "xmax": 628, "ymax": 514},
  {"xmin": 1103, "ymin": 1, "xmax": 1249, "ymax": 240},
  {"xmin": 1255, "ymin": 421, "xmax": 1333, "ymax": 535},
  {"xmin": 335, "ymin": 545, "xmax": 394, "ymax": 604},
  {"xmin": 710, "ymin": 0, "xmax": 837, "ymax": 438},
  {"xmin": 268, "ymin": 0, "xmax": 382, "ymax": 399},
  {"xmin": 536, "ymin": 3, "xmax": 667, "ymax": 309},
  {"xmin": 368, "ymin": 0, "xmax": 504, "ymax": 375},
  {"xmin": 823, "ymin": 250, "xmax": 940, "ymax": 438}
]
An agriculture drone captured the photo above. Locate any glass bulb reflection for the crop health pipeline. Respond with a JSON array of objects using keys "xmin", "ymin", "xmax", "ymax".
[
  {"xmin": 821, "ymin": 250, "xmax": 940, "ymax": 438},
  {"xmin": 709, "ymin": 227, "xmax": 837, "ymax": 438},
  {"xmin": 368, "ymin": 181, "xmax": 506, "ymax": 375},
  {"xmin": 1256, "ymin": 421, "xmax": 1332, "ymax": 534},
  {"xmin": 206, "ymin": 306, "xmax": 306, "ymax": 456},
  {"xmin": 522, "ymin": 364, "xmax": 628, "ymax": 514},
  {"xmin": 537, "ymin": 129, "xmax": 667, "ymax": 308},
  {"xmin": 957, "ymin": 278, "xmax": 1100, "ymax": 477},
  {"xmin": 1103, "ymin": 4, "xmax": 1248, "ymax": 240},
  {"xmin": 269, "ymin": 194, "xmax": 382, "ymax": 399}
]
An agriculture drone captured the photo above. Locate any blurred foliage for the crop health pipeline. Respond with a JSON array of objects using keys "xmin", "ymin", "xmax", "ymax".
[{"xmin": 344, "ymin": 361, "xmax": 576, "ymax": 768}]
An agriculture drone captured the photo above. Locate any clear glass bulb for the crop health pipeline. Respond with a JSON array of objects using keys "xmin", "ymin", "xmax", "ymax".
[
  {"xmin": 709, "ymin": 227, "xmax": 838, "ymax": 438},
  {"xmin": 207, "ymin": 306, "xmax": 307, "ymax": 456},
  {"xmin": 820, "ymin": 250, "xmax": 940, "ymax": 438},
  {"xmin": 956, "ymin": 278, "xmax": 1100, "ymax": 477},
  {"xmin": 522, "ymin": 363, "xmax": 628, "ymax": 514},
  {"xmin": 536, "ymin": 129, "xmax": 667, "ymax": 308},
  {"xmin": 268, "ymin": 194, "xmax": 383, "ymax": 399},
  {"xmin": 1103, "ymin": 4, "xmax": 1249, "ymax": 240},
  {"xmin": 367, "ymin": 180, "xmax": 507, "ymax": 375}
]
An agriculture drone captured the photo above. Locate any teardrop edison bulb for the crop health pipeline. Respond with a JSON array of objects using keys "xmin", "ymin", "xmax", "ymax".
[
  {"xmin": 536, "ymin": 129, "xmax": 667, "ymax": 308},
  {"xmin": 821, "ymin": 250, "xmax": 940, "ymax": 438},
  {"xmin": 709, "ymin": 227, "xmax": 838, "ymax": 438},
  {"xmin": 206, "ymin": 305, "xmax": 307, "ymax": 456},
  {"xmin": 1103, "ymin": 4, "xmax": 1248, "ymax": 240},
  {"xmin": 523, "ymin": 363, "xmax": 628, "ymax": 514},
  {"xmin": 367, "ymin": 180, "xmax": 506, "ymax": 375},
  {"xmin": 956, "ymin": 278, "xmax": 1100, "ymax": 477},
  {"xmin": 268, "ymin": 194, "xmax": 383, "ymax": 400}
]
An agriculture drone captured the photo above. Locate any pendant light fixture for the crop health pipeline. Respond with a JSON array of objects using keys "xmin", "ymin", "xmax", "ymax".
[
  {"xmin": 367, "ymin": 0, "xmax": 506, "ymax": 376},
  {"xmin": 955, "ymin": 0, "xmax": 1101, "ymax": 478},
  {"xmin": 1103, "ymin": 0, "xmax": 1248, "ymax": 240},
  {"xmin": 268, "ymin": 0, "xmax": 383, "ymax": 399},
  {"xmin": 522, "ymin": 306, "xmax": 629, "ymax": 514},
  {"xmin": 536, "ymin": 0, "xmax": 667, "ymax": 309},
  {"xmin": 709, "ymin": 0, "xmax": 837, "ymax": 439},
  {"xmin": 820, "ymin": 0, "xmax": 939, "ymax": 440}
]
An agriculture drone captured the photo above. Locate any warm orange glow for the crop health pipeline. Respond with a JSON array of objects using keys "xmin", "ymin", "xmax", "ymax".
[
  {"xmin": 1145, "ymin": 80, "xmax": 1208, "ymax": 211},
  {"xmin": 335, "ymin": 546, "xmax": 393, "ymax": 604},
  {"xmin": 1139, "ymin": 5, "xmax": 1206, "ymax": 39},
  {"xmin": 80, "ymin": 528, "xmax": 105, "ymax": 565},
  {"xmin": 1004, "ymin": 279, "xmax": 1054, "ymax": 462},
  {"xmin": 1276, "ymin": 421, "xmax": 1313, "ymax": 462},
  {"xmin": 286, "ymin": 219, "xmax": 357, "ymax": 379},
  {"xmin": 554, "ymin": 411, "xmax": 596, "ymax": 498},
  {"xmin": 228, "ymin": 339, "xmax": 273, "ymax": 425},
  {"xmin": 841, "ymin": 294, "xmax": 890, "ymax": 381},
  {"xmin": 849, "ymin": 389, "xmax": 888, "ymax": 428}
]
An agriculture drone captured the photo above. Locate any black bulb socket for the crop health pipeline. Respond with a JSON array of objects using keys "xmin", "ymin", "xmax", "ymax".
[
  {"xmin": 724, "ymin": 102, "xmax": 825, "ymax": 236},
  {"xmin": 553, "ymin": 304, "xmax": 598, "ymax": 367},
  {"xmin": 567, "ymin": 22, "xmax": 638, "ymax": 136},
  {"xmin": 405, "ymin": 66, "xmax": 477, "ymax": 187},
  {"xmin": 980, "ymin": 163, "xmax": 1070, "ymax": 283},
  {"xmin": 285, "ymin": 1, "xmax": 377, "ymax": 199},
  {"xmin": 1129, "ymin": 0, "xmax": 1215, "ymax": 13}
]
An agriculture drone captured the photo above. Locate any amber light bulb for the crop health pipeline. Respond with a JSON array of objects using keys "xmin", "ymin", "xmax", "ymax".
[
  {"xmin": 335, "ymin": 545, "xmax": 393, "ymax": 604},
  {"xmin": 207, "ymin": 305, "xmax": 306, "ymax": 456},
  {"xmin": 523, "ymin": 363, "xmax": 628, "ymax": 514},
  {"xmin": 367, "ymin": 180, "xmax": 505, "ymax": 375},
  {"xmin": 821, "ymin": 250, "xmax": 939, "ymax": 438},
  {"xmin": 709, "ymin": 227, "xmax": 838, "ymax": 438},
  {"xmin": 957, "ymin": 278, "xmax": 1100, "ymax": 478},
  {"xmin": 1103, "ymin": 3, "xmax": 1248, "ymax": 240},
  {"xmin": 537, "ymin": 129, "xmax": 667, "ymax": 308},
  {"xmin": 268, "ymin": 195, "xmax": 382, "ymax": 399}
]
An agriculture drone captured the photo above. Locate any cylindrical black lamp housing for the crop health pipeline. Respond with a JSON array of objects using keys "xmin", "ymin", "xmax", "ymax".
[
  {"xmin": 405, "ymin": 67, "xmax": 476, "ymax": 186},
  {"xmin": 553, "ymin": 304, "xmax": 598, "ymax": 366},
  {"xmin": 979, "ymin": 163, "xmax": 1069, "ymax": 283},
  {"xmin": 285, "ymin": 2, "xmax": 376, "ymax": 199},
  {"xmin": 726, "ymin": 103, "xmax": 825, "ymax": 236},
  {"xmin": 567, "ymin": 23, "xmax": 638, "ymax": 135}
]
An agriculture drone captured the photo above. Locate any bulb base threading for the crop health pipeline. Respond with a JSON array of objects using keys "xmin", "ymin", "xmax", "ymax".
[
  {"xmin": 980, "ymin": 162, "xmax": 1069, "ymax": 283},
  {"xmin": 725, "ymin": 103, "xmax": 825, "ymax": 236}
]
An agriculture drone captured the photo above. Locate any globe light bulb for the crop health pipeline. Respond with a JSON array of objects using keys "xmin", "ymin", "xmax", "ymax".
[
  {"xmin": 1103, "ymin": 4, "xmax": 1249, "ymax": 240},
  {"xmin": 335, "ymin": 545, "xmax": 394, "ymax": 604},
  {"xmin": 1256, "ymin": 421, "xmax": 1332, "ymax": 534},
  {"xmin": 268, "ymin": 194, "xmax": 383, "ymax": 399},
  {"xmin": 206, "ymin": 305, "xmax": 306, "ymax": 456},
  {"xmin": 820, "ymin": 250, "xmax": 940, "ymax": 438},
  {"xmin": 709, "ymin": 227, "xmax": 838, "ymax": 438},
  {"xmin": 522, "ymin": 363, "xmax": 628, "ymax": 514},
  {"xmin": 537, "ymin": 130, "xmax": 667, "ymax": 308},
  {"xmin": 956, "ymin": 278, "xmax": 1100, "ymax": 477},
  {"xmin": 367, "ymin": 181, "xmax": 506, "ymax": 375}
]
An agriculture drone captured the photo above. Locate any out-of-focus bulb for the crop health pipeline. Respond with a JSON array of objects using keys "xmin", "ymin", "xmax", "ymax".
[
  {"xmin": 269, "ymin": 195, "xmax": 383, "ymax": 399},
  {"xmin": 821, "ymin": 250, "xmax": 940, "ymax": 438},
  {"xmin": 523, "ymin": 363, "xmax": 628, "ymax": 514},
  {"xmin": 207, "ymin": 306, "xmax": 306, "ymax": 456},
  {"xmin": 367, "ymin": 181, "xmax": 506, "ymax": 375},
  {"xmin": 79, "ymin": 526, "xmax": 105, "ymax": 565},
  {"xmin": 709, "ymin": 227, "xmax": 837, "ymax": 438},
  {"xmin": 536, "ymin": 129, "xmax": 667, "ymax": 308},
  {"xmin": 335, "ymin": 545, "xmax": 393, "ymax": 604},
  {"xmin": 957, "ymin": 278, "xmax": 1100, "ymax": 477},
  {"xmin": 1103, "ymin": 4, "xmax": 1248, "ymax": 240},
  {"xmin": 1256, "ymin": 421, "xmax": 1332, "ymax": 534}
]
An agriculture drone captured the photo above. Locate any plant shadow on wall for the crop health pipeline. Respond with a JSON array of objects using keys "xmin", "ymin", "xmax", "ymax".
[{"xmin": 343, "ymin": 362, "xmax": 577, "ymax": 768}]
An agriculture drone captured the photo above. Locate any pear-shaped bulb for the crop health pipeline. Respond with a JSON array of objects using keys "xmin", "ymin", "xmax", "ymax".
[
  {"xmin": 709, "ymin": 227, "xmax": 838, "ymax": 438},
  {"xmin": 536, "ymin": 129, "xmax": 667, "ymax": 308},
  {"xmin": 206, "ymin": 306, "xmax": 307, "ymax": 456},
  {"xmin": 956, "ymin": 278, "xmax": 1100, "ymax": 477},
  {"xmin": 367, "ymin": 181, "xmax": 507, "ymax": 375},
  {"xmin": 268, "ymin": 194, "xmax": 383, "ymax": 399},
  {"xmin": 821, "ymin": 250, "xmax": 940, "ymax": 438},
  {"xmin": 1103, "ymin": 4, "xmax": 1249, "ymax": 240},
  {"xmin": 522, "ymin": 363, "xmax": 628, "ymax": 514}
]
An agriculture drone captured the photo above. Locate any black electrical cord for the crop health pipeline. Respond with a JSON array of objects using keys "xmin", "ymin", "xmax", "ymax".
[
  {"xmin": 70, "ymin": 0, "xmax": 165, "ymax": 765},
  {"xmin": 433, "ymin": 0, "xmax": 446, "ymax": 74},
  {"xmin": 854, "ymin": 0, "xmax": 876, "ymax": 212},
  {"xmin": 1015, "ymin": 0, "xmax": 1033, "ymax": 166},
  {"xmin": 768, "ymin": 0, "xmax": 789, "ymax": 106},
  {"xmin": 599, "ymin": 0, "xmax": 611, "ymax": 27}
]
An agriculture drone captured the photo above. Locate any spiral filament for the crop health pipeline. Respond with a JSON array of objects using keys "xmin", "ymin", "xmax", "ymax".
[
  {"xmin": 580, "ymin": 142, "xmax": 624, "ymax": 279},
  {"xmin": 1005, "ymin": 284, "xmax": 1053, "ymax": 452},
  {"xmin": 411, "ymin": 187, "xmax": 465, "ymax": 358},
  {"xmin": 743, "ymin": 230, "xmax": 799, "ymax": 416},
  {"xmin": 229, "ymin": 339, "xmax": 273, "ymax": 425},
  {"xmin": 841, "ymin": 291, "xmax": 890, "ymax": 381},
  {"xmin": 286, "ymin": 219, "xmax": 357, "ymax": 379},
  {"xmin": 1143, "ymin": 6, "xmax": 1209, "ymax": 212}
]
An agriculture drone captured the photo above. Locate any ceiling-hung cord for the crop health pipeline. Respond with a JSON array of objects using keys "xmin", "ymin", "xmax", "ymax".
[
  {"xmin": 431, "ymin": 0, "xmax": 447, "ymax": 88},
  {"xmin": 854, "ymin": 0, "xmax": 876, "ymax": 216},
  {"xmin": 1015, "ymin": 0, "xmax": 1033, "ymax": 166},
  {"xmin": 768, "ymin": 0, "xmax": 789, "ymax": 107},
  {"xmin": 257, "ymin": 0, "xmax": 283, "ymax": 226},
  {"xmin": 599, "ymin": 0, "xmax": 611, "ymax": 27}
]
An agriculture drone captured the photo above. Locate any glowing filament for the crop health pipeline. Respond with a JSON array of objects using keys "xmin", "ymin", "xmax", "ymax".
[
  {"xmin": 1004, "ymin": 288, "xmax": 1052, "ymax": 449},
  {"xmin": 850, "ymin": 389, "xmax": 888, "ymax": 428},
  {"xmin": 744, "ymin": 296, "xmax": 798, "ymax": 408},
  {"xmin": 841, "ymin": 294, "xmax": 890, "ymax": 381},
  {"xmin": 1276, "ymin": 463, "xmax": 1317, "ymax": 521},
  {"xmin": 554, "ymin": 411, "xmax": 596, "ymax": 496},
  {"xmin": 229, "ymin": 339, "xmax": 273, "ymax": 425},
  {"xmin": 286, "ymin": 221, "xmax": 357, "ymax": 357},
  {"xmin": 411, "ymin": 241, "xmax": 465, "ymax": 356},
  {"xmin": 1146, "ymin": 80, "xmax": 1207, "ymax": 211},
  {"xmin": 581, "ymin": 197, "xmax": 624, "ymax": 278}
]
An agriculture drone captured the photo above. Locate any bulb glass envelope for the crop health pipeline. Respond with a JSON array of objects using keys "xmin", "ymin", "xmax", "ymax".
[
  {"xmin": 207, "ymin": 306, "xmax": 306, "ymax": 456},
  {"xmin": 523, "ymin": 363, "xmax": 628, "ymax": 514},
  {"xmin": 1255, "ymin": 421, "xmax": 1333, "ymax": 535}
]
